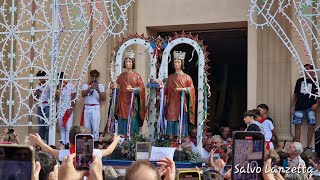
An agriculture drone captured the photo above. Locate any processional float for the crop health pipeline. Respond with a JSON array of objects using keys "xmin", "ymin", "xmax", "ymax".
[{"xmin": 106, "ymin": 32, "xmax": 211, "ymax": 154}]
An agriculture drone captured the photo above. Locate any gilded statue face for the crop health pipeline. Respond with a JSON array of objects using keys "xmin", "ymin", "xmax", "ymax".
[
  {"xmin": 125, "ymin": 58, "xmax": 133, "ymax": 69},
  {"xmin": 174, "ymin": 59, "xmax": 182, "ymax": 70}
]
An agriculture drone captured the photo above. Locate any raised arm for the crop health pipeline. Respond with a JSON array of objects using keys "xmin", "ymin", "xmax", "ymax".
[
  {"xmin": 101, "ymin": 133, "xmax": 120, "ymax": 157},
  {"xmin": 29, "ymin": 133, "xmax": 59, "ymax": 159}
]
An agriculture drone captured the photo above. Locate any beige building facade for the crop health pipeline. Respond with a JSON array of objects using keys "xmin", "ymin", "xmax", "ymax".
[
  {"xmin": 1, "ymin": 0, "xmax": 316, "ymax": 147},
  {"xmin": 123, "ymin": 0, "xmax": 298, "ymax": 144},
  {"xmin": 91, "ymin": 0, "xmax": 312, "ymax": 146},
  {"xmin": 113, "ymin": 0, "xmax": 313, "ymax": 146}
]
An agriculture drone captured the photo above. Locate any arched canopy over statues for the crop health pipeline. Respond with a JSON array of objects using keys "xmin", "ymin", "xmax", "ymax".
[
  {"xmin": 113, "ymin": 50, "xmax": 146, "ymax": 137},
  {"xmin": 109, "ymin": 34, "xmax": 210, "ymax": 154},
  {"xmin": 163, "ymin": 51, "xmax": 196, "ymax": 141}
]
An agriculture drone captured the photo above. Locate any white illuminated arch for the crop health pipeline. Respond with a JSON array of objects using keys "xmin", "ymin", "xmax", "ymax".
[
  {"xmin": 248, "ymin": 0, "xmax": 320, "ymax": 97},
  {"xmin": 0, "ymin": 0, "xmax": 134, "ymax": 145},
  {"xmin": 160, "ymin": 37, "xmax": 207, "ymax": 154},
  {"xmin": 115, "ymin": 38, "xmax": 156, "ymax": 79},
  {"xmin": 114, "ymin": 37, "xmax": 158, "ymax": 140}
]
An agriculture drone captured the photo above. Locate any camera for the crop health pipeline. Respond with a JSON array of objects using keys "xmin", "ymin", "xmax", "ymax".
[{"xmin": 7, "ymin": 129, "xmax": 14, "ymax": 134}]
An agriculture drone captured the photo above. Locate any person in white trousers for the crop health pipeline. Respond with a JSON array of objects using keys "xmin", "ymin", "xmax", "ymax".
[
  {"xmin": 81, "ymin": 70, "xmax": 106, "ymax": 141},
  {"xmin": 56, "ymin": 72, "xmax": 76, "ymax": 146}
]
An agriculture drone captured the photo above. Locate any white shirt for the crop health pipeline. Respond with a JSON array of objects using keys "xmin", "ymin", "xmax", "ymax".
[
  {"xmin": 58, "ymin": 82, "xmax": 76, "ymax": 110},
  {"xmin": 36, "ymin": 83, "xmax": 50, "ymax": 108},
  {"xmin": 289, "ymin": 156, "xmax": 306, "ymax": 168},
  {"xmin": 202, "ymin": 148, "xmax": 210, "ymax": 160},
  {"xmin": 300, "ymin": 81, "xmax": 312, "ymax": 94},
  {"xmin": 191, "ymin": 141, "xmax": 197, "ymax": 151},
  {"xmin": 262, "ymin": 119, "xmax": 274, "ymax": 141},
  {"xmin": 311, "ymin": 169, "xmax": 320, "ymax": 177},
  {"xmin": 58, "ymin": 149, "xmax": 102, "ymax": 161},
  {"xmin": 252, "ymin": 121, "xmax": 264, "ymax": 134},
  {"xmin": 82, "ymin": 83, "xmax": 105, "ymax": 105}
]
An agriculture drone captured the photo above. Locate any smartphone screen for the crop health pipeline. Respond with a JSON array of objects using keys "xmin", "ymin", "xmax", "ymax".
[
  {"xmin": 178, "ymin": 171, "xmax": 200, "ymax": 180},
  {"xmin": 232, "ymin": 131, "xmax": 265, "ymax": 180},
  {"xmin": 0, "ymin": 145, "xmax": 33, "ymax": 180},
  {"xmin": 75, "ymin": 134, "xmax": 94, "ymax": 170}
]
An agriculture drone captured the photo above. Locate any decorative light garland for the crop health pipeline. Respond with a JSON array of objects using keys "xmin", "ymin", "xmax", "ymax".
[
  {"xmin": 0, "ymin": 0, "xmax": 134, "ymax": 136},
  {"xmin": 249, "ymin": 0, "xmax": 320, "ymax": 97}
]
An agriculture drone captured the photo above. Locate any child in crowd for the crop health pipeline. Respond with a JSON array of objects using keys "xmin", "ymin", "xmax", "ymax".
[{"xmin": 257, "ymin": 104, "xmax": 280, "ymax": 149}]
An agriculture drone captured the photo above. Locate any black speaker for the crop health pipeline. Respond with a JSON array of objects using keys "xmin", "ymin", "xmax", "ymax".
[{"xmin": 315, "ymin": 126, "xmax": 320, "ymax": 157}]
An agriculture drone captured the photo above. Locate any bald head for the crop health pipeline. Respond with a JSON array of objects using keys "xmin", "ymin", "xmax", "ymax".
[{"xmin": 125, "ymin": 160, "xmax": 160, "ymax": 180}]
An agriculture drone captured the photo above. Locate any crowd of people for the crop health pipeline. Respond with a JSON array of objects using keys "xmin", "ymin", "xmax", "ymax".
[
  {"xmin": 0, "ymin": 125, "xmax": 177, "ymax": 180},
  {"xmin": 174, "ymin": 101, "xmax": 319, "ymax": 179},
  {"xmin": 1, "ymin": 121, "xmax": 319, "ymax": 180}
]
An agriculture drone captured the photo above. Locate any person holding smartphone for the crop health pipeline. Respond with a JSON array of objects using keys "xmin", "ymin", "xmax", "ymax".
[
  {"xmin": 0, "ymin": 145, "xmax": 34, "ymax": 180},
  {"xmin": 43, "ymin": 154, "xmax": 104, "ymax": 180},
  {"xmin": 81, "ymin": 70, "xmax": 106, "ymax": 141},
  {"xmin": 29, "ymin": 126, "xmax": 120, "ymax": 162},
  {"xmin": 208, "ymin": 144, "xmax": 232, "ymax": 175},
  {"xmin": 232, "ymin": 132, "xmax": 265, "ymax": 180}
]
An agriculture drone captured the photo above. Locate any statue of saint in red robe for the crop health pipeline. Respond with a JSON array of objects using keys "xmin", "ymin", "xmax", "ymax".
[
  {"xmin": 165, "ymin": 51, "xmax": 195, "ymax": 140},
  {"xmin": 115, "ymin": 50, "xmax": 145, "ymax": 135}
]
